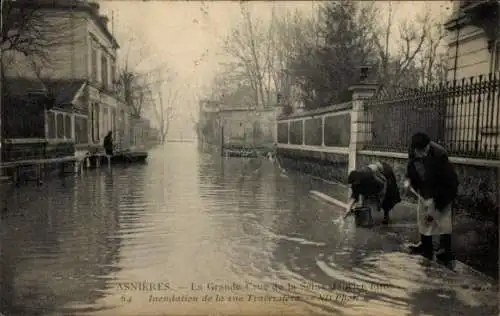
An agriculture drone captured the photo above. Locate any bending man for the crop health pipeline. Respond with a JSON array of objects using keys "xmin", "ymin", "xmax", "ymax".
[{"xmin": 347, "ymin": 161, "xmax": 401, "ymax": 225}]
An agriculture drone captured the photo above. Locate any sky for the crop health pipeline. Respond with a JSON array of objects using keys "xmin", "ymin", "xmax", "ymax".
[{"xmin": 97, "ymin": 0, "xmax": 452, "ymax": 138}]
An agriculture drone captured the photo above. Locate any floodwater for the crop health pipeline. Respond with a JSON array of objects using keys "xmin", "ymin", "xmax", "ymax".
[{"xmin": 0, "ymin": 143, "xmax": 497, "ymax": 316}]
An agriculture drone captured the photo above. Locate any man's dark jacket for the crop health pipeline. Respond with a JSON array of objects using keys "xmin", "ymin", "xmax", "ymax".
[
  {"xmin": 103, "ymin": 134, "xmax": 113, "ymax": 154},
  {"xmin": 348, "ymin": 162, "xmax": 401, "ymax": 212},
  {"xmin": 380, "ymin": 162, "xmax": 402, "ymax": 212},
  {"xmin": 406, "ymin": 141, "xmax": 459, "ymax": 210}
]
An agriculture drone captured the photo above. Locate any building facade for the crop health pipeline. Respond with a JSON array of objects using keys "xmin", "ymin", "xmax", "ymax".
[
  {"xmin": 3, "ymin": 0, "xmax": 129, "ymax": 157},
  {"xmin": 445, "ymin": 0, "xmax": 500, "ymax": 80},
  {"xmin": 443, "ymin": 0, "xmax": 500, "ymax": 155}
]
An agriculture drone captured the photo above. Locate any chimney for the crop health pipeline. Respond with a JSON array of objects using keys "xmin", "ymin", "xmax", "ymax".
[
  {"xmin": 100, "ymin": 15, "xmax": 109, "ymax": 27},
  {"xmin": 88, "ymin": 2, "xmax": 99, "ymax": 14}
]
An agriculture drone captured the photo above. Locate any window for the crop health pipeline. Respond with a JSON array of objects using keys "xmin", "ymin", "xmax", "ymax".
[
  {"xmin": 103, "ymin": 107, "xmax": 109, "ymax": 134},
  {"xmin": 56, "ymin": 113, "xmax": 64, "ymax": 138},
  {"xmin": 129, "ymin": 126, "xmax": 135, "ymax": 146},
  {"xmin": 120, "ymin": 109, "xmax": 125, "ymax": 129},
  {"xmin": 111, "ymin": 108, "xmax": 116, "ymax": 135},
  {"xmin": 92, "ymin": 103, "xmax": 100, "ymax": 142},
  {"xmin": 101, "ymin": 55, "xmax": 108, "ymax": 89},
  {"xmin": 64, "ymin": 115, "xmax": 72, "ymax": 139},
  {"xmin": 75, "ymin": 116, "xmax": 88, "ymax": 144},
  {"xmin": 47, "ymin": 111, "xmax": 56, "ymax": 139},
  {"xmin": 91, "ymin": 48, "xmax": 98, "ymax": 82},
  {"xmin": 110, "ymin": 58, "xmax": 116, "ymax": 87}
]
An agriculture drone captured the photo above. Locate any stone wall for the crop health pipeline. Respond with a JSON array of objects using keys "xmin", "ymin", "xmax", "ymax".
[
  {"xmin": 277, "ymin": 148, "xmax": 349, "ymax": 183},
  {"xmin": 220, "ymin": 108, "xmax": 277, "ymax": 146}
]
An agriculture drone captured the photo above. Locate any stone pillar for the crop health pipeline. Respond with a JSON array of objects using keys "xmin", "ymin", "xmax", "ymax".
[
  {"xmin": 302, "ymin": 119, "xmax": 305, "ymax": 145},
  {"xmin": 287, "ymin": 121, "xmax": 290, "ymax": 144},
  {"xmin": 71, "ymin": 114, "xmax": 76, "ymax": 140},
  {"xmin": 347, "ymin": 83, "xmax": 378, "ymax": 174},
  {"xmin": 321, "ymin": 116, "xmax": 325, "ymax": 147},
  {"xmin": 44, "ymin": 110, "xmax": 49, "ymax": 139}
]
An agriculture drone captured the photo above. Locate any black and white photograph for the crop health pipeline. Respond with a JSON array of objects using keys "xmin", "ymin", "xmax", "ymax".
[{"xmin": 0, "ymin": 0, "xmax": 498, "ymax": 315}]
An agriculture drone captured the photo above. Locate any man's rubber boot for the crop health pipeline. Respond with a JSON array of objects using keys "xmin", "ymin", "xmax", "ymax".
[
  {"xmin": 436, "ymin": 234, "xmax": 454, "ymax": 266},
  {"xmin": 409, "ymin": 234, "xmax": 433, "ymax": 260}
]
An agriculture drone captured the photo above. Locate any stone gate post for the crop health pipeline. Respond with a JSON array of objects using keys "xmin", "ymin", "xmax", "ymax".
[{"xmin": 347, "ymin": 82, "xmax": 378, "ymax": 174}]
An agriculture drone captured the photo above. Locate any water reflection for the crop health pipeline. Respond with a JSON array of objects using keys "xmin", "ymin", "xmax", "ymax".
[
  {"xmin": 0, "ymin": 174, "xmax": 122, "ymax": 315},
  {"xmin": 0, "ymin": 143, "xmax": 496, "ymax": 316}
]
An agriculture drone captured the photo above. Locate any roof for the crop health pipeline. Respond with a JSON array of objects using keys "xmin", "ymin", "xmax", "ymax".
[
  {"xmin": 15, "ymin": 0, "xmax": 120, "ymax": 49},
  {"xmin": 4, "ymin": 77, "xmax": 86, "ymax": 106}
]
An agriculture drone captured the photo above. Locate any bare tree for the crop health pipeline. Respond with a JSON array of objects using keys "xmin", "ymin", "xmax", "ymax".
[
  {"xmin": 116, "ymin": 71, "xmax": 150, "ymax": 118},
  {"xmin": 149, "ymin": 70, "xmax": 177, "ymax": 144},
  {"xmin": 270, "ymin": 8, "xmax": 316, "ymax": 107},
  {"xmin": 2, "ymin": 0, "xmax": 80, "ymax": 98},
  {"xmin": 417, "ymin": 5, "xmax": 449, "ymax": 86},
  {"xmin": 221, "ymin": 2, "xmax": 278, "ymax": 108},
  {"xmin": 374, "ymin": 2, "xmax": 432, "ymax": 87},
  {"xmin": 2, "ymin": 1, "xmax": 76, "ymax": 63},
  {"xmin": 372, "ymin": 1, "xmax": 396, "ymax": 83},
  {"xmin": 115, "ymin": 32, "xmax": 158, "ymax": 118},
  {"xmin": 209, "ymin": 62, "xmax": 253, "ymax": 103}
]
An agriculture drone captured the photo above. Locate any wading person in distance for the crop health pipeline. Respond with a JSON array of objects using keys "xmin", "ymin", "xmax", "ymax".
[
  {"xmin": 346, "ymin": 161, "xmax": 402, "ymax": 225},
  {"xmin": 404, "ymin": 132, "xmax": 458, "ymax": 266},
  {"xmin": 103, "ymin": 131, "xmax": 114, "ymax": 156}
]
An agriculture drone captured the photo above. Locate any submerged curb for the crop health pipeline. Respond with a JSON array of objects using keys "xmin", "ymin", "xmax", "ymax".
[{"xmin": 309, "ymin": 189, "xmax": 497, "ymax": 285}]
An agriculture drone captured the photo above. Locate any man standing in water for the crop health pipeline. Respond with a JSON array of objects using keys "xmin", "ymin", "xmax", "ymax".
[
  {"xmin": 103, "ymin": 131, "xmax": 114, "ymax": 156},
  {"xmin": 405, "ymin": 132, "xmax": 458, "ymax": 266}
]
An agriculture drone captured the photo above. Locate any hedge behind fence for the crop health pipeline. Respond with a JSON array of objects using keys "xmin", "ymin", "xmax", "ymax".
[
  {"xmin": 304, "ymin": 118, "xmax": 322, "ymax": 146},
  {"xmin": 289, "ymin": 121, "xmax": 303, "ymax": 145},
  {"xmin": 277, "ymin": 122, "xmax": 289, "ymax": 144},
  {"xmin": 324, "ymin": 114, "xmax": 350, "ymax": 147}
]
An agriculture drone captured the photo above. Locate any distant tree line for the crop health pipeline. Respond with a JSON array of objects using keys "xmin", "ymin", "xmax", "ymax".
[{"xmin": 208, "ymin": 1, "xmax": 449, "ymax": 110}]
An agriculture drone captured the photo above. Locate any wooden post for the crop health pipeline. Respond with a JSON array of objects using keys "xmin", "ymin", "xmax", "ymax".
[
  {"xmin": 59, "ymin": 161, "xmax": 65, "ymax": 178},
  {"xmin": 36, "ymin": 163, "xmax": 43, "ymax": 185},
  {"xmin": 14, "ymin": 166, "xmax": 20, "ymax": 187}
]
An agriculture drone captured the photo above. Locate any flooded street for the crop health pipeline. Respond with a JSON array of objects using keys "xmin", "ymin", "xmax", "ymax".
[{"xmin": 0, "ymin": 143, "xmax": 497, "ymax": 316}]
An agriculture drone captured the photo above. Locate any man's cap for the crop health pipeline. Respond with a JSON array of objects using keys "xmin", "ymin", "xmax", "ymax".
[{"xmin": 411, "ymin": 132, "xmax": 430, "ymax": 150}]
